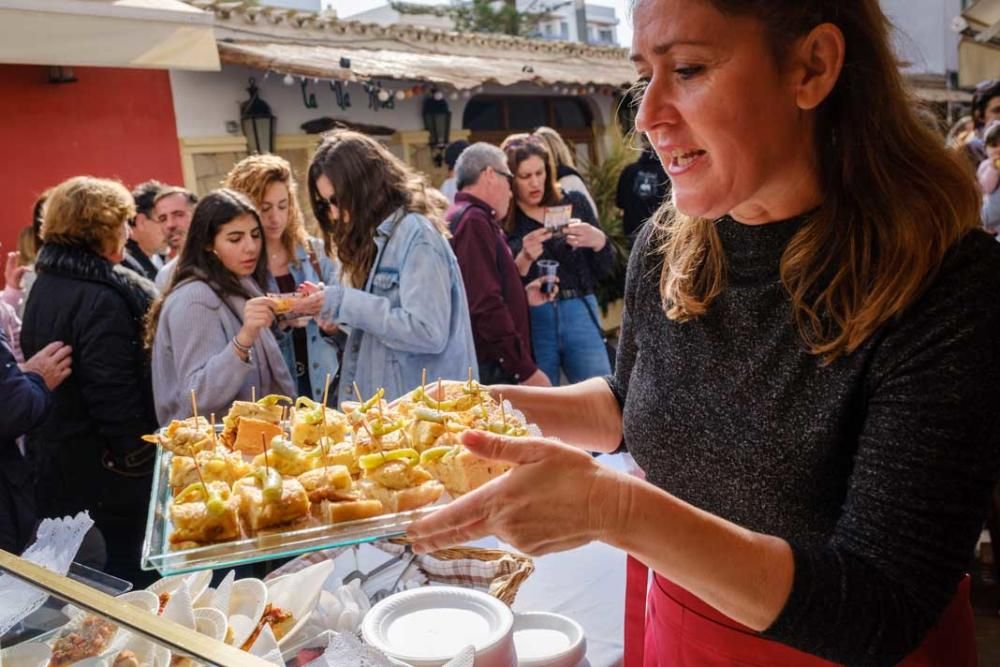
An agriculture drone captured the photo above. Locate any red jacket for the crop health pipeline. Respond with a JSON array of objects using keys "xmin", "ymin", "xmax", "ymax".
[{"xmin": 448, "ymin": 193, "xmax": 537, "ymax": 381}]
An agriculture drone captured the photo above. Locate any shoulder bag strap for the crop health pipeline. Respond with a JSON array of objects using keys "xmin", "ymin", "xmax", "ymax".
[{"xmin": 305, "ymin": 238, "xmax": 325, "ymax": 282}]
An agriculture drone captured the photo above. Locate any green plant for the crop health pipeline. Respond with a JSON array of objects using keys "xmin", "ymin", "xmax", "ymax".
[
  {"xmin": 581, "ymin": 133, "xmax": 635, "ymax": 314},
  {"xmin": 389, "ymin": 0, "xmax": 569, "ymax": 37}
]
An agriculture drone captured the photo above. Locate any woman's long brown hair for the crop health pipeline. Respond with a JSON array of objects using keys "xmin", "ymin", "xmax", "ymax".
[
  {"xmin": 500, "ymin": 133, "xmax": 563, "ymax": 232},
  {"xmin": 646, "ymin": 0, "xmax": 981, "ymax": 362},
  {"xmin": 307, "ymin": 130, "xmax": 448, "ymax": 289}
]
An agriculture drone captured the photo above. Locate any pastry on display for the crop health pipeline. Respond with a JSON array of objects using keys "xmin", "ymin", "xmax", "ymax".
[
  {"xmin": 168, "ymin": 480, "xmax": 240, "ymax": 546},
  {"xmin": 168, "ymin": 449, "xmax": 251, "ymax": 494},
  {"xmin": 233, "ymin": 473, "xmax": 311, "ymax": 533},
  {"xmin": 291, "ymin": 397, "xmax": 349, "ymax": 446},
  {"xmin": 221, "ymin": 395, "xmax": 289, "ymax": 454},
  {"xmin": 142, "ymin": 416, "xmax": 214, "ymax": 457}
]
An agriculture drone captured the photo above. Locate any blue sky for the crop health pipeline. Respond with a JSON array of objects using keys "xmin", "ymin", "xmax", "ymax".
[{"xmin": 323, "ymin": 0, "xmax": 634, "ymax": 47}]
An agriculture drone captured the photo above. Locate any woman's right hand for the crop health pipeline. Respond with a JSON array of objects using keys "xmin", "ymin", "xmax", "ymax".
[
  {"xmin": 237, "ymin": 296, "xmax": 276, "ymax": 346},
  {"xmin": 516, "ymin": 228, "xmax": 553, "ymax": 274}
]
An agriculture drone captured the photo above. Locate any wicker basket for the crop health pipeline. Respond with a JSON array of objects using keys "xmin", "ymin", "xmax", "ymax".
[
  {"xmin": 266, "ymin": 539, "xmax": 535, "ymax": 606},
  {"xmin": 404, "ymin": 544, "xmax": 535, "ymax": 606}
]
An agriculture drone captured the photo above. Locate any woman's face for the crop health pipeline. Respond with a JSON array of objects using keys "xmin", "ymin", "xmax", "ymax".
[
  {"xmin": 314, "ymin": 173, "xmax": 350, "ymax": 227},
  {"xmin": 631, "ymin": 0, "xmax": 822, "ymax": 223},
  {"xmin": 212, "ymin": 213, "xmax": 262, "ymax": 277},
  {"xmin": 259, "ymin": 180, "xmax": 289, "ymax": 243},
  {"xmin": 513, "ymin": 156, "xmax": 548, "ymax": 207}
]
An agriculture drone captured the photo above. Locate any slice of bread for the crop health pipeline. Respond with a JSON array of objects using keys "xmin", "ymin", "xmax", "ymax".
[{"xmin": 233, "ymin": 418, "xmax": 284, "ymax": 456}]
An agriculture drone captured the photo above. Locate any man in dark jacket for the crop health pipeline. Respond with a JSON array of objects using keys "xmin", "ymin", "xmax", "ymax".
[
  {"xmin": 616, "ymin": 146, "xmax": 670, "ymax": 247},
  {"xmin": 123, "ymin": 180, "xmax": 166, "ymax": 281},
  {"xmin": 0, "ymin": 332, "xmax": 70, "ymax": 553},
  {"xmin": 448, "ymin": 143, "xmax": 551, "ymax": 387}
]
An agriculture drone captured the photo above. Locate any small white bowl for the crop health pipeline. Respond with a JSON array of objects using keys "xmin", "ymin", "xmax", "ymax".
[
  {"xmin": 362, "ymin": 586, "xmax": 515, "ymax": 667},
  {"xmin": 511, "ymin": 612, "xmax": 586, "ymax": 667}
]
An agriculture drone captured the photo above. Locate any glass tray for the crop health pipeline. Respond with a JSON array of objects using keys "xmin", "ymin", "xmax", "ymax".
[{"xmin": 140, "ymin": 439, "xmax": 443, "ymax": 576}]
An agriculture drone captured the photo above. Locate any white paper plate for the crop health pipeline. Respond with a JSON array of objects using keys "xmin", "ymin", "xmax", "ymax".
[
  {"xmin": 511, "ymin": 612, "xmax": 585, "ymax": 667},
  {"xmin": 362, "ymin": 586, "xmax": 515, "ymax": 667}
]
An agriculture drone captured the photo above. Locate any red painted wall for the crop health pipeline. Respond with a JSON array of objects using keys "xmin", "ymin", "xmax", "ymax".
[{"xmin": 0, "ymin": 65, "xmax": 184, "ymax": 260}]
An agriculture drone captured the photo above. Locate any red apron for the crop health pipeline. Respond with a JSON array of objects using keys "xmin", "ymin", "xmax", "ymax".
[{"xmin": 623, "ymin": 556, "xmax": 976, "ymax": 666}]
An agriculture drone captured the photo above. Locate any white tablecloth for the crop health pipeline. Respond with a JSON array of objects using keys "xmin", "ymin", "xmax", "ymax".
[{"xmin": 468, "ymin": 453, "xmax": 630, "ymax": 667}]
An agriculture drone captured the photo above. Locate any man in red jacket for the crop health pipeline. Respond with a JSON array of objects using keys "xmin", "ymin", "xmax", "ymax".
[{"xmin": 447, "ymin": 143, "xmax": 552, "ymax": 386}]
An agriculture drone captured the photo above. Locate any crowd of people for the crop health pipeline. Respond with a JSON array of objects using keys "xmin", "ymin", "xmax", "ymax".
[
  {"xmin": 950, "ymin": 79, "xmax": 1000, "ymax": 234},
  {"xmin": 0, "ymin": 124, "xmax": 661, "ymax": 584}
]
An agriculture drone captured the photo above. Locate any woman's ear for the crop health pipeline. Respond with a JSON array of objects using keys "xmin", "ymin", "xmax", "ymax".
[{"xmin": 791, "ymin": 23, "xmax": 845, "ymax": 111}]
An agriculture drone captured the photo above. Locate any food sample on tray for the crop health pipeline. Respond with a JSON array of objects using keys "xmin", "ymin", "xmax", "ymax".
[
  {"xmin": 358, "ymin": 448, "xmax": 445, "ymax": 513},
  {"xmin": 169, "ymin": 448, "xmax": 251, "ymax": 494},
  {"xmin": 168, "ymin": 480, "xmax": 240, "ymax": 546},
  {"xmin": 233, "ymin": 473, "xmax": 311, "ymax": 533},
  {"xmin": 142, "ymin": 416, "xmax": 214, "ymax": 457},
  {"xmin": 297, "ymin": 464, "xmax": 354, "ymax": 504},
  {"xmin": 291, "ymin": 397, "xmax": 349, "ymax": 446},
  {"xmin": 221, "ymin": 395, "xmax": 290, "ymax": 454}
]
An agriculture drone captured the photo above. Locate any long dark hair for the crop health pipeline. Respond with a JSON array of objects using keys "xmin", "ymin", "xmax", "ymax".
[
  {"xmin": 144, "ymin": 189, "xmax": 266, "ymax": 348},
  {"xmin": 500, "ymin": 133, "xmax": 563, "ymax": 231},
  {"xmin": 647, "ymin": 0, "xmax": 981, "ymax": 362},
  {"xmin": 307, "ymin": 129, "xmax": 448, "ymax": 289}
]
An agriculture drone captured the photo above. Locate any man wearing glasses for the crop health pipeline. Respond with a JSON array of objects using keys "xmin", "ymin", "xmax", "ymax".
[
  {"xmin": 448, "ymin": 143, "xmax": 552, "ymax": 387},
  {"xmin": 123, "ymin": 180, "xmax": 166, "ymax": 282}
]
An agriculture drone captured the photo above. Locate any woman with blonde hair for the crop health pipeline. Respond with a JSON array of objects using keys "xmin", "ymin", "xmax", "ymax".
[
  {"xmin": 223, "ymin": 154, "xmax": 340, "ymax": 401},
  {"xmin": 295, "ymin": 129, "xmax": 476, "ymax": 405},
  {"xmin": 21, "ymin": 176, "xmax": 159, "ymax": 585},
  {"xmin": 532, "ymin": 125, "xmax": 598, "ymax": 216},
  {"xmin": 410, "ymin": 0, "xmax": 1000, "ymax": 664}
]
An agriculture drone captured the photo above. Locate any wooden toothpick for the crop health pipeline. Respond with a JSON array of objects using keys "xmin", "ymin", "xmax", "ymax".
[
  {"xmin": 261, "ymin": 433, "xmax": 270, "ymax": 473},
  {"xmin": 251, "ymin": 386, "xmax": 256, "ymax": 403}
]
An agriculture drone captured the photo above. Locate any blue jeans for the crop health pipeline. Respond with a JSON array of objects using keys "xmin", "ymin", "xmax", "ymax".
[{"xmin": 530, "ymin": 295, "xmax": 611, "ymax": 386}]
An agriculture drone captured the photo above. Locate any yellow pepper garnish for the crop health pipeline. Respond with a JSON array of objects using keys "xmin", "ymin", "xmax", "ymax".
[{"xmin": 359, "ymin": 448, "xmax": 420, "ymax": 470}]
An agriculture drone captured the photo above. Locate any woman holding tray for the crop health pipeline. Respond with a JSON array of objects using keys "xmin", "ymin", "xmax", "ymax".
[
  {"xmin": 223, "ymin": 154, "xmax": 341, "ymax": 403},
  {"xmin": 295, "ymin": 129, "xmax": 476, "ymax": 405},
  {"xmin": 408, "ymin": 0, "xmax": 1000, "ymax": 664},
  {"xmin": 148, "ymin": 189, "xmax": 294, "ymax": 423}
]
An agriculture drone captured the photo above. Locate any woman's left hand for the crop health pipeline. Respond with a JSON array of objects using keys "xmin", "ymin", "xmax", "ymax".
[
  {"xmin": 564, "ymin": 222, "xmax": 607, "ymax": 251},
  {"xmin": 407, "ymin": 430, "xmax": 626, "ymax": 556}
]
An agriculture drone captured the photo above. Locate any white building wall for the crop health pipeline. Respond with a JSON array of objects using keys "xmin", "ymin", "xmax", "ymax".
[
  {"xmin": 880, "ymin": 0, "xmax": 961, "ymax": 74},
  {"xmin": 257, "ymin": 0, "xmax": 323, "ymax": 11},
  {"xmin": 170, "ymin": 65, "xmax": 615, "ymax": 139}
]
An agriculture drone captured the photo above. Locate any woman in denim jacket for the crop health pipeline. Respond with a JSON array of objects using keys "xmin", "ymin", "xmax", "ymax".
[
  {"xmin": 223, "ymin": 155, "xmax": 341, "ymax": 402},
  {"xmin": 297, "ymin": 130, "xmax": 476, "ymax": 405}
]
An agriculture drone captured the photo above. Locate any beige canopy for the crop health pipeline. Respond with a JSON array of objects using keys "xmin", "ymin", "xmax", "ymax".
[
  {"xmin": 0, "ymin": 0, "xmax": 219, "ymax": 70},
  {"xmin": 218, "ymin": 40, "xmax": 635, "ymax": 90}
]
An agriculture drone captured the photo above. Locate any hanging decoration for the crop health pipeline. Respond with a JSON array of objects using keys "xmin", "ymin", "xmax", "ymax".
[
  {"xmin": 329, "ymin": 80, "xmax": 351, "ymax": 110},
  {"xmin": 300, "ymin": 79, "xmax": 318, "ymax": 109}
]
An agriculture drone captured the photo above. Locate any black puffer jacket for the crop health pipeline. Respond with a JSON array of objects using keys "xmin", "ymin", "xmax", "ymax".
[
  {"xmin": 0, "ymin": 331, "xmax": 51, "ymax": 553},
  {"xmin": 21, "ymin": 244, "xmax": 158, "ymax": 583}
]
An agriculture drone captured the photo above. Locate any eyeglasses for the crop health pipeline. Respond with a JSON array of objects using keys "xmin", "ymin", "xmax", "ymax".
[{"xmin": 317, "ymin": 194, "xmax": 339, "ymax": 210}]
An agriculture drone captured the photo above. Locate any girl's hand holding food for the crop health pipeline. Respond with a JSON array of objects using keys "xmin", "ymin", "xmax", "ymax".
[{"xmin": 237, "ymin": 296, "xmax": 276, "ymax": 347}]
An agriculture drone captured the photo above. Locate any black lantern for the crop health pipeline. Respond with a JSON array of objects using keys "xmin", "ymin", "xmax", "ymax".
[
  {"xmin": 240, "ymin": 77, "xmax": 275, "ymax": 154},
  {"xmin": 422, "ymin": 93, "xmax": 452, "ymax": 167}
]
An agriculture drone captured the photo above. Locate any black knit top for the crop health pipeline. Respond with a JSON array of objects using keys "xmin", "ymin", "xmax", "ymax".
[{"xmin": 608, "ymin": 216, "xmax": 1000, "ymax": 665}]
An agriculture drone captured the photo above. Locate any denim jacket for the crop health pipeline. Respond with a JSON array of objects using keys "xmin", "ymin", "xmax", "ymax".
[
  {"xmin": 320, "ymin": 209, "xmax": 477, "ymax": 405},
  {"xmin": 267, "ymin": 238, "xmax": 343, "ymax": 403}
]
